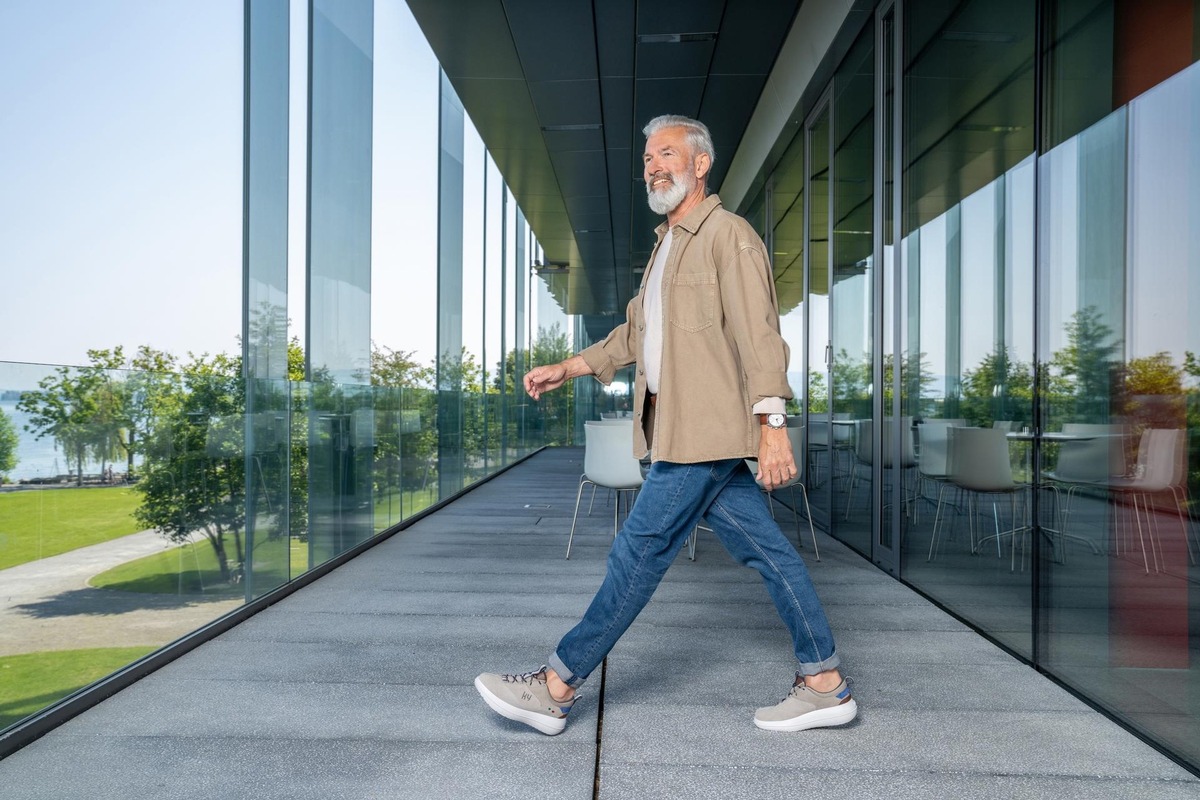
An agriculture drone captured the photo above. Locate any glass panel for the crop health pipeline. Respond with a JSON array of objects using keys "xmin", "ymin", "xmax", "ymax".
[
  {"xmin": 437, "ymin": 69, "xmax": 466, "ymax": 499},
  {"xmin": 771, "ymin": 138, "xmax": 806, "ymax": 412},
  {"xmin": 806, "ymin": 104, "xmax": 833, "ymax": 527},
  {"xmin": 513, "ymin": 210, "xmax": 529, "ymax": 456},
  {"xmin": 900, "ymin": 0, "xmax": 1037, "ymax": 659},
  {"xmin": 461, "ymin": 129, "xmax": 487, "ymax": 485},
  {"xmin": 244, "ymin": 0, "xmax": 291, "ymax": 599},
  {"xmin": 831, "ymin": 21, "xmax": 875, "ymax": 556},
  {"xmin": 485, "ymin": 157, "xmax": 505, "ymax": 468},
  {"xmin": 1040, "ymin": 59, "xmax": 1200, "ymax": 768},
  {"xmin": 307, "ymin": 0, "xmax": 374, "ymax": 564},
  {"xmin": 372, "ymin": 0, "xmax": 440, "ymax": 529},
  {"xmin": 881, "ymin": 5, "xmax": 899, "ymax": 558}
]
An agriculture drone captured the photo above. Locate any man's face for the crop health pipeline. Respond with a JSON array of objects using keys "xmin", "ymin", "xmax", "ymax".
[{"xmin": 643, "ymin": 127, "xmax": 697, "ymax": 215}]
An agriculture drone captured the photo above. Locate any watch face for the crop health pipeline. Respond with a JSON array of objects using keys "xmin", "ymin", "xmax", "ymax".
[{"xmin": 768, "ymin": 413, "xmax": 786, "ymax": 428}]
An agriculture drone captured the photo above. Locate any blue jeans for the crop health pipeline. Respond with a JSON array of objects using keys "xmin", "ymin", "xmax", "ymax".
[{"xmin": 549, "ymin": 458, "xmax": 840, "ymax": 688}]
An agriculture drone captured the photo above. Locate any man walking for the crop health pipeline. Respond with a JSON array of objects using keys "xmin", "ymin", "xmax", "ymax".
[{"xmin": 475, "ymin": 114, "xmax": 855, "ymax": 736}]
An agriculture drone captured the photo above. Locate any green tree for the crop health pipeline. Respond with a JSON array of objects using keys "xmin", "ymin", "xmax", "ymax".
[
  {"xmin": 122, "ymin": 346, "xmax": 181, "ymax": 480},
  {"xmin": 134, "ymin": 351, "xmax": 247, "ymax": 583},
  {"xmin": 80, "ymin": 348, "xmax": 135, "ymax": 481},
  {"xmin": 1047, "ymin": 306, "xmax": 1122, "ymax": 423},
  {"xmin": 528, "ymin": 323, "xmax": 573, "ymax": 445},
  {"xmin": 18, "ymin": 364, "xmax": 107, "ymax": 485},
  {"xmin": 372, "ymin": 342, "xmax": 437, "ymax": 492},
  {"xmin": 1119, "ymin": 351, "xmax": 1186, "ymax": 429},
  {"xmin": 960, "ymin": 347, "xmax": 1034, "ymax": 428},
  {"xmin": 0, "ymin": 406, "xmax": 18, "ymax": 482}
]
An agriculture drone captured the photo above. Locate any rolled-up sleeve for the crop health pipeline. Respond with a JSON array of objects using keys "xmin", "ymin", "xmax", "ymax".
[{"xmin": 580, "ymin": 295, "xmax": 639, "ymax": 385}]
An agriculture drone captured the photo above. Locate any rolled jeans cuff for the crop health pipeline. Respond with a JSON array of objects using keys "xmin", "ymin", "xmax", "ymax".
[
  {"xmin": 799, "ymin": 651, "xmax": 841, "ymax": 677},
  {"xmin": 548, "ymin": 651, "xmax": 587, "ymax": 689}
]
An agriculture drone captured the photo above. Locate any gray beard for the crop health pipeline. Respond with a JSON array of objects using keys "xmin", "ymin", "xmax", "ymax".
[{"xmin": 646, "ymin": 175, "xmax": 690, "ymax": 215}]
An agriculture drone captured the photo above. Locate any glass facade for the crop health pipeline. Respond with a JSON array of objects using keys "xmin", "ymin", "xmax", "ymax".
[
  {"xmin": 0, "ymin": 0, "xmax": 567, "ymax": 738},
  {"xmin": 749, "ymin": 0, "xmax": 1200, "ymax": 770}
]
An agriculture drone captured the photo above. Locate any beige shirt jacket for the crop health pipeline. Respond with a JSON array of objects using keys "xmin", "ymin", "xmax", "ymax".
[{"xmin": 579, "ymin": 194, "xmax": 794, "ymax": 464}]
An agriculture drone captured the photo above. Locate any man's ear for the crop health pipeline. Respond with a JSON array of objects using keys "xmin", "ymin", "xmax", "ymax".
[{"xmin": 694, "ymin": 151, "xmax": 711, "ymax": 181}]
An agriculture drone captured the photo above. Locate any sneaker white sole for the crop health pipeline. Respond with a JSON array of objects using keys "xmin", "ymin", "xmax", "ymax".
[
  {"xmin": 753, "ymin": 698, "xmax": 858, "ymax": 732},
  {"xmin": 474, "ymin": 676, "xmax": 568, "ymax": 736}
]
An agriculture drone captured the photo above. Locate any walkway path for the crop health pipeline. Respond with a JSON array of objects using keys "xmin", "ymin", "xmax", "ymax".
[{"xmin": 0, "ymin": 530, "xmax": 241, "ymax": 657}]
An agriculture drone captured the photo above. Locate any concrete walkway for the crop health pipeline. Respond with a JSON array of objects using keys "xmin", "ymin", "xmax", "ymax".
[
  {"xmin": 0, "ymin": 447, "xmax": 1196, "ymax": 798},
  {"xmin": 0, "ymin": 530, "xmax": 241, "ymax": 656}
]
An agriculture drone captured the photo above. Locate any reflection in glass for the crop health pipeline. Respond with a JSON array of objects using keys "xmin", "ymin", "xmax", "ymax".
[
  {"xmin": 1039, "ymin": 60, "xmax": 1200, "ymax": 767},
  {"xmin": 831, "ymin": 21, "xmax": 875, "ymax": 557},
  {"xmin": 437, "ymin": 70, "xmax": 466, "ymax": 499},
  {"xmin": 307, "ymin": 0, "xmax": 374, "ymax": 564},
  {"xmin": 900, "ymin": 0, "xmax": 1036, "ymax": 658},
  {"xmin": 243, "ymin": 0, "xmax": 291, "ymax": 600},
  {"xmin": 806, "ymin": 103, "xmax": 832, "ymax": 526}
]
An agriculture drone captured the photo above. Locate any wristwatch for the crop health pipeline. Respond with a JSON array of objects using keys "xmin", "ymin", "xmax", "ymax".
[{"xmin": 758, "ymin": 413, "xmax": 787, "ymax": 429}]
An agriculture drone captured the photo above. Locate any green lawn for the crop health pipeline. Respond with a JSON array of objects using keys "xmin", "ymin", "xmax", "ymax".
[
  {"xmin": 92, "ymin": 532, "xmax": 307, "ymax": 595},
  {"xmin": 0, "ymin": 487, "xmax": 142, "ymax": 570},
  {"xmin": 87, "ymin": 486, "xmax": 440, "ymax": 596},
  {"xmin": 0, "ymin": 647, "xmax": 156, "ymax": 729},
  {"xmin": 90, "ymin": 533, "xmax": 243, "ymax": 596}
]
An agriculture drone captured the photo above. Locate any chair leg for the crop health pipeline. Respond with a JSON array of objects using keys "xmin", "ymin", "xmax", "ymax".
[
  {"xmin": 786, "ymin": 487, "xmax": 801, "ymax": 549},
  {"xmin": 843, "ymin": 463, "xmax": 860, "ymax": 520},
  {"xmin": 1131, "ymin": 493, "xmax": 1151, "ymax": 574},
  {"xmin": 927, "ymin": 484, "xmax": 949, "ymax": 561},
  {"xmin": 761, "ymin": 488, "xmax": 777, "ymax": 520},
  {"xmin": 566, "ymin": 477, "xmax": 592, "ymax": 559},
  {"xmin": 796, "ymin": 483, "xmax": 820, "ymax": 561}
]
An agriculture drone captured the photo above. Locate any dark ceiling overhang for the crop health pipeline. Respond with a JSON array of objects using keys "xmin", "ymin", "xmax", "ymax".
[{"xmin": 405, "ymin": 0, "xmax": 803, "ymax": 339}]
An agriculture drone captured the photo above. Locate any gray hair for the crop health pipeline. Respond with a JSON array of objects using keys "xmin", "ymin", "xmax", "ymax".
[{"xmin": 642, "ymin": 114, "xmax": 716, "ymax": 167}]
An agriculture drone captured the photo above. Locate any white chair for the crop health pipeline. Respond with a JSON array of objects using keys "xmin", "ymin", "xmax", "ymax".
[
  {"xmin": 1104, "ymin": 428, "xmax": 1196, "ymax": 573},
  {"xmin": 928, "ymin": 426, "xmax": 1029, "ymax": 570},
  {"xmin": 566, "ymin": 420, "xmax": 644, "ymax": 558},
  {"xmin": 745, "ymin": 424, "xmax": 821, "ymax": 560},
  {"xmin": 844, "ymin": 417, "xmax": 916, "ymax": 520},
  {"xmin": 1044, "ymin": 422, "xmax": 1128, "ymax": 558},
  {"xmin": 914, "ymin": 419, "xmax": 965, "ymax": 518}
]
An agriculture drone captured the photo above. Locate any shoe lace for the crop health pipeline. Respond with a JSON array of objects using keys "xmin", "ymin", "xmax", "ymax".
[{"xmin": 502, "ymin": 667, "xmax": 547, "ymax": 685}]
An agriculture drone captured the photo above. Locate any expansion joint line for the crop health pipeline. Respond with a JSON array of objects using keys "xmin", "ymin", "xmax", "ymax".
[{"xmin": 592, "ymin": 657, "xmax": 608, "ymax": 800}]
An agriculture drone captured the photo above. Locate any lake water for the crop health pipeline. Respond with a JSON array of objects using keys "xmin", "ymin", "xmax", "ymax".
[{"xmin": 0, "ymin": 399, "xmax": 139, "ymax": 482}]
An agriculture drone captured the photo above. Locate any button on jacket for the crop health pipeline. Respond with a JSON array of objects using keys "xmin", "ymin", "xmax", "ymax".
[{"xmin": 579, "ymin": 194, "xmax": 793, "ymax": 463}]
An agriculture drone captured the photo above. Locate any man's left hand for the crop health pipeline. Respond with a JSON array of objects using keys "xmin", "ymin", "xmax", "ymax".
[{"xmin": 756, "ymin": 426, "xmax": 796, "ymax": 491}]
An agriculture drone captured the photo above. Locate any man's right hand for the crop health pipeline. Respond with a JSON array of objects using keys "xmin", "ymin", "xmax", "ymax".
[
  {"xmin": 524, "ymin": 363, "xmax": 569, "ymax": 400},
  {"xmin": 523, "ymin": 354, "xmax": 594, "ymax": 400}
]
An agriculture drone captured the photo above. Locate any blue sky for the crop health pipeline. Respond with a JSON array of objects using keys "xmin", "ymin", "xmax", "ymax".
[
  {"xmin": 0, "ymin": 0, "xmax": 490, "ymax": 370},
  {"xmin": 1, "ymin": 0, "xmax": 243, "ymax": 366}
]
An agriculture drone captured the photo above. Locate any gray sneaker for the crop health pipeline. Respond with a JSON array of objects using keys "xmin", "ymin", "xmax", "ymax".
[
  {"xmin": 475, "ymin": 667, "xmax": 576, "ymax": 735},
  {"xmin": 754, "ymin": 675, "xmax": 857, "ymax": 732}
]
